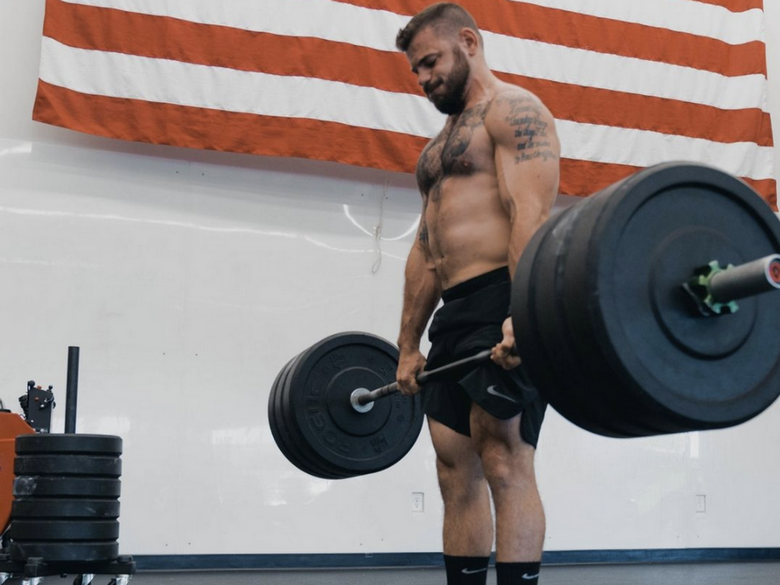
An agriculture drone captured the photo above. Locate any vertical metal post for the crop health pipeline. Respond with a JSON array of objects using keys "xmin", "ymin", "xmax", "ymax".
[{"xmin": 65, "ymin": 346, "xmax": 80, "ymax": 434}]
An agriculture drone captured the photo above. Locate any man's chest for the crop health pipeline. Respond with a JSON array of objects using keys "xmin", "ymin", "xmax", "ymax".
[{"xmin": 416, "ymin": 104, "xmax": 495, "ymax": 197}]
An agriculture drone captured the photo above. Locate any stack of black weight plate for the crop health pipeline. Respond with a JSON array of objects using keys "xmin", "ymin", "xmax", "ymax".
[
  {"xmin": 512, "ymin": 162, "xmax": 780, "ymax": 437},
  {"xmin": 268, "ymin": 332, "xmax": 424, "ymax": 479},
  {"xmin": 9, "ymin": 434, "xmax": 123, "ymax": 563}
]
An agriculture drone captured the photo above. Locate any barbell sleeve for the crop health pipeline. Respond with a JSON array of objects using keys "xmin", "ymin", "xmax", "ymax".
[
  {"xmin": 709, "ymin": 254, "xmax": 780, "ymax": 302},
  {"xmin": 683, "ymin": 254, "xmax": 780, "ymax": 316},
  {"xmin": 351, "ymin": 349, "xmax": 493, "ymax": 410}
]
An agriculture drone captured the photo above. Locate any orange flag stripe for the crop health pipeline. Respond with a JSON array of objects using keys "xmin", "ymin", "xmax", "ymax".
[
  {"xmin": 497, "ymin": 73, "xmax": 774, "ymax": 148},
  {"xmin": 334, "ymin": 0, "xmax": 767, "ymax": 76},
  {"xmin": 561, "ymin": 158, "xmax": 776, "ymax": 210},
  {"xmin": 33, "ymin": 81, "xmax": 777, "ymax": 209},
  {"xmin": 33, "ymin": 80, "xmax": 426, "ymax": 173}
]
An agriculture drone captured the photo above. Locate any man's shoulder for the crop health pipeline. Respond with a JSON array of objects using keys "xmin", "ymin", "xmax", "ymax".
[
  {"xmin": 484, "ymin": 84, "xmax": 555, "ymax": 139},
  {"xmin": 486, "ymin": 85, "xmax": 547, "ymax": 119},
  {"xmin": 492, "ymin": 84, "xmax": 538, "ymax": 102}
]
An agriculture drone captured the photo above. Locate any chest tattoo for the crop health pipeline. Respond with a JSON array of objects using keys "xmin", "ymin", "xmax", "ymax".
[
  {"xmin": 415, "ymin": 103, "xmax": 490, "ymax": 202},
  {"xmin": 441, "ymin": 103, "xmax": 488, "ymax": 176}
]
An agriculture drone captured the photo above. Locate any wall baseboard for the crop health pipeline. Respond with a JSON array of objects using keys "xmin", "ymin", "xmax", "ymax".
[{"xmin": 132, "ymin": 548, "xmax": 780, "ymax": 571}]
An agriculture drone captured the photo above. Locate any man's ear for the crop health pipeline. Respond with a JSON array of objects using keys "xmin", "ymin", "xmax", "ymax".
[{"xmin": 459, "ymin": 27, "xmax": 480, "ymax": 55}]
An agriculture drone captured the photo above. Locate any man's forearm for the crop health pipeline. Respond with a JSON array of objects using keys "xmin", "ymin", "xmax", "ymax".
[
  {"xmin": 507, "ymin": 227, "xmax": 533, "ymax": 281},
  {"xmin": 398, "ymin": 245, "xmax": 441, "ymax": 352},
  {"xmin": 507, "ymin": 204, "xmax": 553, "ymax": 280}
]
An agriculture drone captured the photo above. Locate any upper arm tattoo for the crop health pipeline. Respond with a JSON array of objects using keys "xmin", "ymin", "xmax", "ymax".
[{"xmin": 501, "ymin": 97, "xmax": 558, "ymax": 165}]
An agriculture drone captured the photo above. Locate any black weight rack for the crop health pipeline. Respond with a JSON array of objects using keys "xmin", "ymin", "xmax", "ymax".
[
  {"xmin": 0, "ymin": 554, "xmax": 135, "ymax": 585},
  {"xmin": 0, "ymin": 348, "xmax": 136, "ymax": 585}
]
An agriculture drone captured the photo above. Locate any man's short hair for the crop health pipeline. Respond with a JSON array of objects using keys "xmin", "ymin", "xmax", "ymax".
[{"xmin": 395, "ymin": 2, "xmax": 482, "ymax": 53}]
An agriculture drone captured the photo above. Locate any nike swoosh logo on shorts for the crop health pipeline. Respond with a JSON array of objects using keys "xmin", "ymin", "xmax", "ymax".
[
  {"xmin": 486, "ymin": 385, "xmax": 518, "ymax": 403},
  {"xmin": 522, "ymin": 573, "xmax": 540, "ymax": 580},
  {"xmin": 461, "ymin": 567, "xmax": 488, "ymax": 575}
]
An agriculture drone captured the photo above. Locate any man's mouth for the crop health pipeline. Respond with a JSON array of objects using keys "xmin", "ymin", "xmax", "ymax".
[{"xmin": 425, "ymin": 80, "xmax": 443, "ymax": 97}]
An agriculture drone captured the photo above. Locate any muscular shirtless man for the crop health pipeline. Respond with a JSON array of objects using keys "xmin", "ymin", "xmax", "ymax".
[{"xmin": 394, "ymin": 4, "xmax": 560, "ymax": 584}]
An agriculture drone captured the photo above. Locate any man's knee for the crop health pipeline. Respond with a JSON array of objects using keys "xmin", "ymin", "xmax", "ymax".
[
  {"xmin": 437, "ymin": 454, "xmax": 487, "ymax": 504},
  {"xmin": 475, "ymin": 430, "xmax": 537, "ymax": 493}
]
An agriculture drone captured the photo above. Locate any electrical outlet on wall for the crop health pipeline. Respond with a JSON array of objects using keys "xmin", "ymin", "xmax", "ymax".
[
  {"xmin": 412, "ymin": 492, "xmax": 424, "ymax": 512},
  {"xmin": 695, "ymin": 494, "xmax": 706, "ymax": 513}
]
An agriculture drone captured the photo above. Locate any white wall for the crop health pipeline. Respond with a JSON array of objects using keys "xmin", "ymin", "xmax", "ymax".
[
  {"xmin": 766, "ymin": 0, "xmax": 780, "ymax": 217},
  {"xmin": 1, "ymin": 0, "xmax": 779, "ymax": 558}
]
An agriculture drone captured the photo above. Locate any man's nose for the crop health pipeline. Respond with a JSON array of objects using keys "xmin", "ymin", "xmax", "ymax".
[{"xmin": 417, "ymin": 70, "xmax": 431, "ymax": 88}]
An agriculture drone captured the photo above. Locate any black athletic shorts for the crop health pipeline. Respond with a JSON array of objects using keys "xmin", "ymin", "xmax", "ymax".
[{"xmin": 422, "ymin": 267, "xmax": 546, "ymax": 448}]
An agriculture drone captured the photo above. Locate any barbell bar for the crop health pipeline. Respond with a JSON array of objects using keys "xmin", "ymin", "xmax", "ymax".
[
  {"xmin": 350, "ymin": 252, "xmax": 780, "ymax": 413},
  {"xmin": 268, "ymin": 162, "xmax": 780, "ymax": 478},
  {"xmin": 350, "ymin": 349, "xmax": 493, "ymax": 412}
]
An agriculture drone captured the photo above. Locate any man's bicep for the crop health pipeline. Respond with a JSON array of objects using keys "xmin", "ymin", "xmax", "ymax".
[
  {"xmin": 507, "ymin": 152, "xmax": 560, "ymax": 217},
  {"xmin": 489, "ymin": 93, "xmax": 560, "ymax": 218}
]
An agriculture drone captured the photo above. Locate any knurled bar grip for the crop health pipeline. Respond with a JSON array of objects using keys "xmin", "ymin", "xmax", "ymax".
[
  {"xmin": 354, "ymin": 349, "xmax": 493, "ymax": 407},
  {"xmin": 710, "ymin": 254, "xmax": 780, "ymax": 302}
]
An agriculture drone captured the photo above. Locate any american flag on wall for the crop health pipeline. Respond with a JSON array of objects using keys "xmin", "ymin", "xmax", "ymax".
[{"xmin": 33, "ymin": 0, "xmax": 777, "ymax": 209}]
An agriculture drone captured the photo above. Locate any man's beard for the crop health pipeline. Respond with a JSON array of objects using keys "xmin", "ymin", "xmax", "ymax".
[{"xmin": 425, "ymin": 50, "xmax": 470, "ymax": 115}]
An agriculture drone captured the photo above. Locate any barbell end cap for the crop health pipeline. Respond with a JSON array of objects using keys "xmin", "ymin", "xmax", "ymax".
[
  {"xmin": 682, "ymin": 261, "xmax": 740, "ymax": 317},
  {"xmin": 349, "ymin": 388, "xmax": 375, "ymax": 414},
  {"xmin": 768, "ymin": 256, "xmax": 780, "ymax": 287}
]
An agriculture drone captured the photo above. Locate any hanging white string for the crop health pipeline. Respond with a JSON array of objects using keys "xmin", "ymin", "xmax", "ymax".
[{"xmin": 372, "ymin": 175, "xmax": 389, "ymax": 274}]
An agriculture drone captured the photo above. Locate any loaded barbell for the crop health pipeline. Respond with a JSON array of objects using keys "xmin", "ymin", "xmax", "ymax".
[{"xmin": 268, "ymin": 162, "xmax": 780, "ymax": 479}]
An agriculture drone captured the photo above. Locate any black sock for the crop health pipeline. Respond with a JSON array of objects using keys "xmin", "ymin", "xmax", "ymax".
[
  {"xmin": 443, "ymin": 554, "xmax": 490, "ymax": 585},
  {"xmin": 495, "ymin": 561, "xmax": 541, "ymax": 584}
]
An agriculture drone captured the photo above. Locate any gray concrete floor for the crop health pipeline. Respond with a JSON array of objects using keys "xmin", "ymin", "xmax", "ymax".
[{"xmin": 124, "ymin": 562, "xmax": 780, "ymax": 585}]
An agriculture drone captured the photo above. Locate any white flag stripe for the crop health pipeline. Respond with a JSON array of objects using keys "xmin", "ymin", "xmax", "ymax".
[
  {"xmin": 48, "ymin": 3, "xmax": 768, "ymax": 114},
  {"xmin": 484, "ymin": 33, "xmax": 767, "ymax": 113},
  {"xmin": 39, "ymin": 37, "xmax": 442, "ymax": 138},
  {"xmin": 39, "ymin": 38, "xmax": 774, "ymax": 181},
  {"xmin": 509, "ymin": 0, "xmax": 765, "ymax": 45},
  {"xmin": 557, "ymin": 120, "xmax": 774, "ymax": 180},
  {"xmin": 59, "ymin": 0, "xmax": 410, "ymax": 53},
  {"xmin": 62, "ymin": 0, "xmax": 765, "ymax": 48}
]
